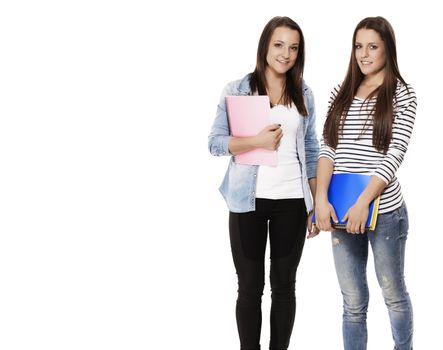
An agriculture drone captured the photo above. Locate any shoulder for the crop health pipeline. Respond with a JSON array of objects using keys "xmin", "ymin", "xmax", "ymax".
[
  {"xmin": 327, "ymin": 83, "xmax": 341, "ymax": 103},
  {"xmin": 396, "ymin": 80, "xmax": 416, "ymax": 97},
  {"xmin": 301, "ymin": 80, "xmax": 315, "ymax": 107},
  {"xmin": 301, "ymin": 80, "xmax": 312, "ymax": 95},
  {"xmin": 332, "ymin": 83, "xmax": 341, "ymax": 97},
  {"xmin": 395, "ymin": 80, "xmax": 417, "ymax": 106},
  {"xmin": 221, "ymin": 73, "xmax": 252, "ymax": 96}
]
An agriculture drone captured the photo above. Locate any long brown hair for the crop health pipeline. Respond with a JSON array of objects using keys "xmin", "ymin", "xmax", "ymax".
[
  {"xmin": 250, "ymin": 16, "xmax": 307, "ymax": 116},
  {"xmin": 323, "ymin": 16, "xmax": 407, "ymax": 153}
]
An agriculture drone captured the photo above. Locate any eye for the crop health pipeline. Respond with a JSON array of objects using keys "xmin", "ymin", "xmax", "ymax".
[
  {"xmin": 369, "ymin": 44, "xmax": 378, "ymax": 50},
  {"xmin": 290, "ymin": 46, "xmax": 299, "ymax": 52},
  {"xmin": 354, "ymin": 44, "xmax": 362, "ymax": 49},
  {"xmin": 274, "ymin": 43, "xmax": 283, "ymax": 48}
]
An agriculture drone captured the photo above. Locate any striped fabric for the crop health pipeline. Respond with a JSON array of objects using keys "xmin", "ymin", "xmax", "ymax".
[{"xmin": 319, "ymin": 81, "xmax": 417, "ymax": 214}]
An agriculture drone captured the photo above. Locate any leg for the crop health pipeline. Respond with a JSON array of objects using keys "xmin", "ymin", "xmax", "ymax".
[
  {"xmin": 332, "ymin": 230, "xmax": 369, "ymax": 350},
  {"xmin": 229, "ymin": 200, "xmax": 270, "ymax": 350},
  {"xmin": 268, "ymin": 199, "xmax": 307, "ymax": 350},
  {"xmin": 369, "ymin": 203, "xmax": 413, "ymax": 350}
]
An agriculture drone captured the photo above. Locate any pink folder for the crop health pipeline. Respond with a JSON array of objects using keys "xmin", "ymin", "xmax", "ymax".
[{"xmin": 225, "ymin": 95, "xmax": 277, "ymax": 166}]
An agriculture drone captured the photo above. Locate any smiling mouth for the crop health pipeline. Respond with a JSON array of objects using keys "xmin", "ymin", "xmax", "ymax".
[{"xmin": 360, "ymin": 61, "xmax": 372, "ymax": 65}]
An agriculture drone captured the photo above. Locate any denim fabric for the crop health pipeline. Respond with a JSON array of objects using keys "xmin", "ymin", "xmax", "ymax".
[
  {"xmin": 331, "ymin": 203, "xmax": 413, "ymax": 350},
  {"xmin": 208, "ymin": 73, "xmax": 319, "ymax": 213}
]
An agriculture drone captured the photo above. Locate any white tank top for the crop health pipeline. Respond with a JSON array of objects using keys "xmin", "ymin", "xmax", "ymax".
[{"xmin": 255, "ymin": 104, "xmax": 304, "ymax": 199}]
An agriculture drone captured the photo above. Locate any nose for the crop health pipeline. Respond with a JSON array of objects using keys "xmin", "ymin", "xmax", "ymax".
[
  {"xmin": 282, "ymin": 46, "xmax": 290, "ymax": 59},
  {"xmin": 361, "ymin": 47, "xmax": 369, "ymax": 58}
]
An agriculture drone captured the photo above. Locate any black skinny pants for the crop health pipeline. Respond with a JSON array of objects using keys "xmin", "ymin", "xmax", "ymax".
[{"xmin": 229, "ymin": 198, "xmax": 307, "ymax": 350}]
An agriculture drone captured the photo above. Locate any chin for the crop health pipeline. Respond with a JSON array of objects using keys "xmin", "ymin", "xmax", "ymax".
[{"xmin": 359, "ymin": 67, "xmax": 374, "ymax": 75}]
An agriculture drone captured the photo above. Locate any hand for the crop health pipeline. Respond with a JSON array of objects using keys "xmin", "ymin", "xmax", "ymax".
[
  {"xmin": 307, "ymin": 213, "xmax": 320, "ymax": 239},
  {"xmin": 254, "ymin": 124, "xmax": 283, "ymax": 151},
  {"xmin": 315, "ymin": 200, "xmax": 338, "ymax": 232},
  {"xmin": 342, "ymin": 201, "xmax": 369, "ymax": 234},
  {"xmin": 307, "ymin": 211, "xmax": 320, "ymax": 238}
]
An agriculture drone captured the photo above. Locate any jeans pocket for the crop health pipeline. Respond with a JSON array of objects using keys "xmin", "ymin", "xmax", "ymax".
[
  {"xmin": 375, "ymin": 204, "xmax": 409, "ymax": 240},
  {"xmin": 397, "ymin": 204, "xmax": 409, "ymax": 239}
]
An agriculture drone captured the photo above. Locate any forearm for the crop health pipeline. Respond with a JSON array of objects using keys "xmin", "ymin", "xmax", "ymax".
[
  {"xmin": 315, "ymin": 157, "xmax": 334, "ymax": 203},
  {"xmin": 228, "ymin": 136, "xmax": 260, "ymax": 155},
  {"xmin": 357, "ymin": 176, "xmax": 387, "ymax": 205},
  {"xmin": 308, "ymin": 177, "xmax": 317, "ymax": 204}
]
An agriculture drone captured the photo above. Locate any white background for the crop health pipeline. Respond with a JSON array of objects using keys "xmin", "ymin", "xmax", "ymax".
[{"xmin": 0, "ymin": 0, "xmax": 441, "ymax": 349}]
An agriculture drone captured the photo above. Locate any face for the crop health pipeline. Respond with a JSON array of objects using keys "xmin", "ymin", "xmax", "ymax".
[
  {"xmin": 354, "ymin": 28, "xmax": 387, "ymax": 79},
  {"xmin": 266, "ymin": 26, "xmax": 300, "ymax": 77}
]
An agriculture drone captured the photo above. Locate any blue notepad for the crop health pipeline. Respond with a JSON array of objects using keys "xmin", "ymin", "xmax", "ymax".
[{"xmin": 313, "ymin": 173, "xmax": 380, "ymax": 231}]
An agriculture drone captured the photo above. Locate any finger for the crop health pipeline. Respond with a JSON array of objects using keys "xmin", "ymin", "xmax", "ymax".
[
  {"xmin": 342, "ymin": 211, "xmax": 348, "ymax": 223},
  {"xmin": 307, "ymin": 225, "xmax": 319, "ymax": 238},
  {"xmin": 346, "ymin": 221, "xmax": 353, "ymax": 234},
  {"xmin": 331, "ymin": 208, "xmax": 339, "ymax": 224},
  {"xmin": 307, "ymin": 218, "xmax": 313, "ymax": 231},
  {"xmin": 269, "ymin": 123, "xmax": 281, "ymax": 131},
  {"xmin": 307, "ymin": 230, "xmax": 319, "ymax": 239}
]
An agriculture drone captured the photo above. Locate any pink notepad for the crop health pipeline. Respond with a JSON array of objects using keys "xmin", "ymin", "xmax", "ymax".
[{"xmin": 225, "ymin": 95, "xmax": 277, "ymax": 166}]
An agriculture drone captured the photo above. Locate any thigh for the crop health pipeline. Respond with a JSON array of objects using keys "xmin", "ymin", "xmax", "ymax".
[
  {"xmin": 332, "ymin": 230, "xmax": 369, "ymax": 300},
  {"xmin": 369, "ymin": 204, "xmax": 409, "ymax": 292},
  {"xmin": 229, "ymin": 201, "xmax": 269, "ymax": 262},
  {"xmin": 268, "ymin": 199, "xmax": 307, "ymax": 260},
  {"xmin": 229, "ymin": 201, "xmax": 270, "ymax": 291}
]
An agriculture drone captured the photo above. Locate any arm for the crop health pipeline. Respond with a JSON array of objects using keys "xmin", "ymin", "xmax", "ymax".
[
  {"xmin": 208, "ymin": 81, "xmax": 283, "ymax": 156},
  {"xmin": 304, "ymin": 87, "xmax": 320, "ymax": 179},
  {"xmin": 374, "ymin": 86, "xmax": 417, "ymax": 185},
  {"xmin": 306, "ymin": 178, "xmax": 319, "ymax": 238},
  {"xmin": 208, "ymin": 83, "xmax": 234, "ymax": 157},
  {"xmin": 228, "ymin": 124, "xmax": 283, "ymax": 155},
  {"xmin": 302, "ymin": 88, "xmax": 321, "ymax": 237},
  {"xmin": 314, "ymin": 156, "xmax": 338, "ymax": 232},
  {"xmin": 311, "ymin": 87, "xmax": 339, "ymax": 233}
]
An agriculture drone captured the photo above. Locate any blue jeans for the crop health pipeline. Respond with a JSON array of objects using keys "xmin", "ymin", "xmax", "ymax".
[{"xmin": 331, "ymin": 203, "xmax": 413, "ymax": 350}]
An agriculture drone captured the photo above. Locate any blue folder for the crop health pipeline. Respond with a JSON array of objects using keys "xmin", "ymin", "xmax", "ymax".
[{"xmin": 313, "ymin": 173, "xmax": 380, "ymax": 231}]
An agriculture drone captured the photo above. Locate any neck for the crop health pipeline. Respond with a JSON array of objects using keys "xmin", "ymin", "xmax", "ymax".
[
  {"xmin": 265, "ymin": 69, "xmax": 286, "ymax": 91},
  {"xmin": 362, "ymin": 69, "xmax": 385, "ymax": 88}
]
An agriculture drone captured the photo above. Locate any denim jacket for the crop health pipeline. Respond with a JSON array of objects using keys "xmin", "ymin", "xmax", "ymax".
[{"xmin": 208, "ymin": 73, "xmax": 319, "ymax": 213}]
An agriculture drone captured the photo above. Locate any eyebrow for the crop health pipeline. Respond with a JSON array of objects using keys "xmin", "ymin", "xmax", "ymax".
[
  {"xmin": 355, "ymin": 41, "xmax": 379, "ymax": 45},
  {"xmin": 273, "ymin": 40, "xmax": 299, "ymax": 46}
]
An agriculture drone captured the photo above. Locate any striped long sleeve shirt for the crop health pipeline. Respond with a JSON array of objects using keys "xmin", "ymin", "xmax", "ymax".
[{"xmin": 319, "ymin": 81, "xmax": 417, "ymax": 214}]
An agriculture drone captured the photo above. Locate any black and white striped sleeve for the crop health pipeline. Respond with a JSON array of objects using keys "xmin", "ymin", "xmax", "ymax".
[
  {"xmin": 318, "ymin": 86, "xmax": 340, "ymax": 162},
  {"xmin": 374, "ymin": 84, "xmax": 417, "ymax": 184}
]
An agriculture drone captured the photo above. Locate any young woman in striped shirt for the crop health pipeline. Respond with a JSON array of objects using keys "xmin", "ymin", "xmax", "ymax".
[{"xmin": 314, "ymin": 17, "xmax": 416, "ymax": 350}]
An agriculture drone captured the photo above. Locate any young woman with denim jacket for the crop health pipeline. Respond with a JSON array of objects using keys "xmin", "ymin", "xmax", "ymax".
[
  {"xmin": 314, "ymin": 17, "xmax": 416, "ymax": 350},
  {"xmin": 208, "ymin": 16, "xmax": 319, "ymax": 350}
]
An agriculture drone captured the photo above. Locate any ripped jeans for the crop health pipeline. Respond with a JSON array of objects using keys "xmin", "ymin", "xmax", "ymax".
[{"xmin": 331, "ymin": 202, "xmax": 413, "ymax": 350}]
